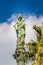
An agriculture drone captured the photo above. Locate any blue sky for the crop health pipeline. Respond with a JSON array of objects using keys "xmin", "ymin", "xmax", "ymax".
[{"xmin": 0, "ymin": 0, "xmax": 43, "ymax": 23}]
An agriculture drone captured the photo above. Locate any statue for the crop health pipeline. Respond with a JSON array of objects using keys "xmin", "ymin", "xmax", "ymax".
[
  {"xmin": 13, "ymin": 14, "xmax": 26, "ymax": 65},
  {"xmin": 13, "ymin": 14, "xmax": 43, "ymax": 65},
  {"xmin": 14, "ymin": 14, "xmax": 25, "ymax": 48}
]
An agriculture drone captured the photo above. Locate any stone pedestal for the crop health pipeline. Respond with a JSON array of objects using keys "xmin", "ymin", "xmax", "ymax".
[
  {"xmin": 13, "ymin": 46, "xmax": 26, "ymax": 65},
  {"xmin": 17, "ymin": 61, "xmax": 25, "ymax": 65}
]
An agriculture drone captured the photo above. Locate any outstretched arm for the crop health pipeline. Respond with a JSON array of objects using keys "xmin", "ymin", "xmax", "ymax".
[
  {"xmin": 33, "ymin": 25, "xmax": 42, "ymax": 41},
  {"xmin": 33, "ymin": 25, "xmax": 42, "ymax": 35}
]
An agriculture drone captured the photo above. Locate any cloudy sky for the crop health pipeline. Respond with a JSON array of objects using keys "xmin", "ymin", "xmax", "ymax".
[{"xmin": 0, "ymin": 0, "xmax": 43, "ymax": 65}]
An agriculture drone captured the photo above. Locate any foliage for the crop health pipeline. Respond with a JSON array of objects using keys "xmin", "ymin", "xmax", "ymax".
[{"xmin": 25, "ymin": 23, "xmax": 43, "ymax": 65}]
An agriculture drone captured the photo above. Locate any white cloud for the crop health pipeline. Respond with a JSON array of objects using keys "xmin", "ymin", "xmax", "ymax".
[
  {"xmin": 7, "ymin": 14, "xmax": 17, "ymax": 23},
  {"xmin": 0, "ymin": 14, "xmax": 43, "ymax": 65},
  {"xmin": 0, "ymin": 22, "xmax": 17, "ymax": 65}
]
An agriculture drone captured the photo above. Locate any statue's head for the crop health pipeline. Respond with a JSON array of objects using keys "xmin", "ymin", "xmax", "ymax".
[{"xmin": 18, "ymin": 14, "xmax": 22, "ymax": 21}]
